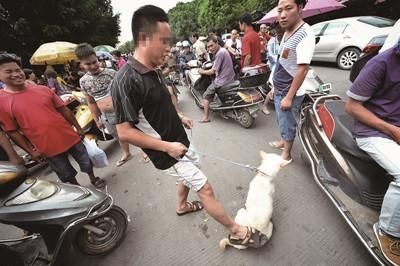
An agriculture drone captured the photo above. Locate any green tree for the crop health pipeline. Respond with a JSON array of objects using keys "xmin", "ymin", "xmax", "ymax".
[
  {"xmin": 168, "ymin": 0, "xmax": 201, "ymax": 40},
  {"xmin": 169, "ymin": 0, "xmax": 277, "ymax": 38},
  {"xmin": 0, "ymin": 0, "xmax": 120, "ymax": 65},
  {"xmin": 118, "ymin": 40, "xmax": 134, "ymax": 54}
]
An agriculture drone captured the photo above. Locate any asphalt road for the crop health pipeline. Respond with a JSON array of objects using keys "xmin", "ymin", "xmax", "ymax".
[{"xmin": 1, "ymin": 64, "xmax": 377, "ymax": 266}]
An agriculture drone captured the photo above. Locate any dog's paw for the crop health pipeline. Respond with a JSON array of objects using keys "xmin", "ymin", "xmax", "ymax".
[{"xmin": 219, "ymin": 238, "xmax": 230, "ymax": 251}]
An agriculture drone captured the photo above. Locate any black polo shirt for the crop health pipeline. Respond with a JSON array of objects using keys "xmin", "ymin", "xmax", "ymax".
[{"xmin": 111, "ymin": 58, "xmax": 190, "ymax": 170}]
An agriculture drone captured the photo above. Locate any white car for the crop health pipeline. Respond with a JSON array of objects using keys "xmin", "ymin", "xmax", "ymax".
[{"xmin": 312, "ymin": 16, "xmax": 395, "ymax": 70}]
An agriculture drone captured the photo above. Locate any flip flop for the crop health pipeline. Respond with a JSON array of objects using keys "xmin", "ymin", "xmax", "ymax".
[
  {"xmin": 116, "ymin": 155, "xmax": 133, "ymax": 167},
  {"xmin": 199, "ymin": 120, "xmax": 211, "ymax": 123},
  {"xmin": 281, "ymin": 158, "xmax": 293, "ymax": 167},
  {"xmin": 176, "ymin": 201, "xmax": 204, "ymax": 216},
  {"xmin": 268, "ymin": 141, "xmax": 284, "ymax": 150},
  {"xmin": 228, "ymin": 226, "xmax": 269, "ymax": 248}
]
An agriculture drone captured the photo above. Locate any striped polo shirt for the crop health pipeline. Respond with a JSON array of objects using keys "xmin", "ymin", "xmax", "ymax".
[{"xmin": 273, "ymin": 23, "xmax": 315, "ymax": 96}]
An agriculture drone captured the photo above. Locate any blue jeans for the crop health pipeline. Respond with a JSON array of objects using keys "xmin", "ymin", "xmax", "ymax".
[
  {"xmin": 274, "ymin": 94, "xmax": 305, "ymax": 141},
  {"xmin": 47, "ymin": 141, "xmax": 93, "ymax": 183},
  {"xmin": 356, "ymin": 136, "xmax": 400, "ymax": 238}
]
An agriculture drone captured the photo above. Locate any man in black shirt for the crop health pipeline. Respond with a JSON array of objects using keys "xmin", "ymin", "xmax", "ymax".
[{"xmin": 111, "ymin": 5, "xmax": 264, "ymax": 247}]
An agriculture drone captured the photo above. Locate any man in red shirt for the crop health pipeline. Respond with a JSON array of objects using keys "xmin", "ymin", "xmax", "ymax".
[
  {"xmin": 0, "ymin": 53, "xmax": 105, "ymax": 188},
  {"xmin": 239, "ymin": 13, "xmax": 262, "ymax": 67}
]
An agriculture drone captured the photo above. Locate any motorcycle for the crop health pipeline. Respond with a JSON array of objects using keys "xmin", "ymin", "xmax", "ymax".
[
  {"xmin": 61, "ymin": 92, "xmax": 113, "ymax": 141},
  {"xmin": 299, "ymin": 93, "xmax": 392, "ymax": 265},
  {"xmin": 187, "ymin": 61, "xmax": 267, "ymax": 128},
  {"xmin": 0, "ymin": 162, "xmax": 128, "ymax": 265}
]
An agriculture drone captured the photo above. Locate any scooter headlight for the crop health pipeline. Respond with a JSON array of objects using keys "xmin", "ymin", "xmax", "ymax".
[{"xmin": 5, "ymin": 179, "xmax": 58, "ymax": 206}]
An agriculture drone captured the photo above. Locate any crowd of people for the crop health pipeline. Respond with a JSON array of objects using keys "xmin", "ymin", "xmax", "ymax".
[
  {"xmin": 0, "ymin": 0, "xmax": 314, "ymax": 249},
  {"xmin": 0, "ymin": 0, "xmax": 399, "ymax": 260}
]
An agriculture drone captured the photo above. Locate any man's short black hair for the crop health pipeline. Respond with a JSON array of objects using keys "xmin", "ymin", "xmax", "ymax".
[
  {"xmin": 295, "ymin": 0, "xmax": 308, "ymax": 7},
  {"xmin": 239, "ymin": 13, "xmax": 253, "ymax": 26},
  {"xmin": 131, "ymin": 5, "xmax": 169, "ymax": 46},
  {"xmin": 207, "ymin": 35, "xmax": 218, "ymax": 45},
  {"xmin": 75, "ymin": 43, "xmax": 96, "ymax": 60},
  {"xmin": 112, "ymin": 50, "xmax": 122, "ymax": 57},
  {"xmin": 0, "ymin": 53, "xmax": 22, "ymax": 67},
  {"xmin": 23, "ymin": 68, "xmax": 33, "ymax": 78},
  {"xmin": 192, "ymin": 33, "xmax": 199, "ymax": 39}
]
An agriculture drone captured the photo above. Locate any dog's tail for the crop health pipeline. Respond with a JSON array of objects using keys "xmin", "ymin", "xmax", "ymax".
[{"xmin": 219, "ymin": 238, "xmax": 230, "ymax": 251}]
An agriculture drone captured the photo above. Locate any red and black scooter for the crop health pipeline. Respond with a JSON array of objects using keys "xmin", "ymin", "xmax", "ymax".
[{"xmin": 299, "ymin": 92, "xmax": 392, "ymax": 265}]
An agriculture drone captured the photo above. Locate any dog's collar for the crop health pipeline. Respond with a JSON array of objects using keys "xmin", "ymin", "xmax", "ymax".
[{"xmin": 257, "ymin": 169, "xmax": 269, "ymax": 176}]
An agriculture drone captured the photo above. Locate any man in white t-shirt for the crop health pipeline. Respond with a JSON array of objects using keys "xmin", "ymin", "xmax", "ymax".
[
  {"xmin": 269, "ymin": 0, "xmax": 315, "ymax": 166},
  {"xmin": 191, "ymin": 33, "xmax": 207, "ymax": 61},
  {"xmin": 225, "ymin": 29, "xmax": 242, "ymax": 57}
]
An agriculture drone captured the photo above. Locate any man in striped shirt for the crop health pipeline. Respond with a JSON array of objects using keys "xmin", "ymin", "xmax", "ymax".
[{"xmin": 269, "ymin": 0, "xmax": 315, "ymax": 166}]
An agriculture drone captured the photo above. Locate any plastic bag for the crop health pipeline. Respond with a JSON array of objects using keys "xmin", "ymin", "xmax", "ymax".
[{"xmin": 82, "ymin": 138, "xmax": 109, "ymax": 168}]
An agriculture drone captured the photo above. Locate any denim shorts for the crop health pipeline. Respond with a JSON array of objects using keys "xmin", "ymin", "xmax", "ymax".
[
  {"xmin": 47, "ymin": 141, "xmax": 93, "ymax": 183},
  {"xmin": 274, "ymin": 94, "xmax": 305, "ymax": 141}
]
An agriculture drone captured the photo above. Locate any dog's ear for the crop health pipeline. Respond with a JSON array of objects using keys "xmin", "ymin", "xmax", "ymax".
[{"xmin": 260, "ymin": 150, "xmax": 268, "ymax": 160}]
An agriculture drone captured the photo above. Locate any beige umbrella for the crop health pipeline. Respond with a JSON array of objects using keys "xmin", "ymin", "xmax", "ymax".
[{"xmin": 30, "ymin": 41, "xmax": 78, "ymax": 65}]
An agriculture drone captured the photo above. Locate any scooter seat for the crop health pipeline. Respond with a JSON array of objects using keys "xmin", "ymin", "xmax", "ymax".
[
  {"xmin": 325, "ymin": 101, "xmax": 374, "ymax": 162},
  {"xmin": 218, "ymin": 80, "xmax": 240, "ymax": 94}
]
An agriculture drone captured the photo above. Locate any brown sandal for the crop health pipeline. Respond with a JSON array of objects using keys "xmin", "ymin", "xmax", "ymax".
[
  {"xmin": 228, "ymin": 226, "xmax": 269, "ymax": 248},
  {"xmin": 176, "ymin": 201, "xmax": 204, "ymax": 216}
]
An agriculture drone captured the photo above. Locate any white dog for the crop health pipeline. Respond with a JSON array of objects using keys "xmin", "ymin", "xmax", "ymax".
[{"xmin": 219, "ymin": 151, "xmax": 285, "ymax": 250}]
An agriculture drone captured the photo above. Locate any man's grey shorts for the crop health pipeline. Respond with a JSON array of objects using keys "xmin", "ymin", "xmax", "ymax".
[
  {"xmin": 100, "ymin": 112, "xmax": 118, "ymax": 139},
  {"xmin": 163, "ymin": 145, "xmax": 207, "ymax": 192},
  {"xmin": 203, "ymin": 81, "xmax": 219, "ymax": 101}
]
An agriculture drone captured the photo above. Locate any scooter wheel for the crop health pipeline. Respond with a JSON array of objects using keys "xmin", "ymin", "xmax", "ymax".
[
  {"xmin": 236, "ymin": 109, "xmax": 254, "ymax": 128},
  {"xmin": 74, "ymin": 205, "xmax": 128, "ymax": 256}
]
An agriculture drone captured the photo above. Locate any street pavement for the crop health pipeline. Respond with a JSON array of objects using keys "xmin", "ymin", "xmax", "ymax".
[{"xmin": 1, "ymin": 64, "xmax": 377, "ymax": 266}]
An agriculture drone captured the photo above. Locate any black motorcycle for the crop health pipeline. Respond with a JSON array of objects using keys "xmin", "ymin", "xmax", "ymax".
[
  {"xmin": 299, "ymin": 93, "xmax": 392, "ymax": 265},
  {"xmin": 189, "ymin": 62, "xmax": 268, "ymax": 128},
  {"xmin": 0, "ymin": 162, "xmax": 128, "ymax": 266}
]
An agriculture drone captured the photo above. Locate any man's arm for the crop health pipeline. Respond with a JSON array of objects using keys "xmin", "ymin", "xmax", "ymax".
[
  {"xmin": 243, "ymin": 54, "xmax": 252, "ymax": 67},
  {"xmin": 7, "ymin": 131, "xmax": 45, "ymax": 162},
  {"xmin": 345, "ymin": 99, "xmax": 400, "ymax": 143},
  {"xmin": 116, "ymin": 122, "xmax": 188, "ymax": 159},
  {"xmin": 0, "ymin": 131, "xmax": 24, "ymax": 164},
  {"xmin": 280, "ymin": 64, "xmax": 309, "ymax": 110},
  {"xmin": 57, "ymin": 106, "xmax": 84, "ymax": 136}
]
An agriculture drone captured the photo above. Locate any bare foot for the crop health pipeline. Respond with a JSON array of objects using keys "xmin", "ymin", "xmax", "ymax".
[{"xmin": 269, "ymin": 140, "xmax": 284, "ymax": 149}]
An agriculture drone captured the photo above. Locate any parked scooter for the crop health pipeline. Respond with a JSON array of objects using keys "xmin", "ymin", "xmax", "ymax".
[
  {"xmin": 0, "ymin": 162, "xmax": 128, "ymax": 265},
  {"xmin": 188, "ymin": 61, "xmax": 267, "ymax": 128},
  {"xmin": 299, "ymin": 93, "xmax": 392, "ymax": 265},
  {"xmin": 61, "ymin": 92, "xmax": 113, "ymax": 141}
]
